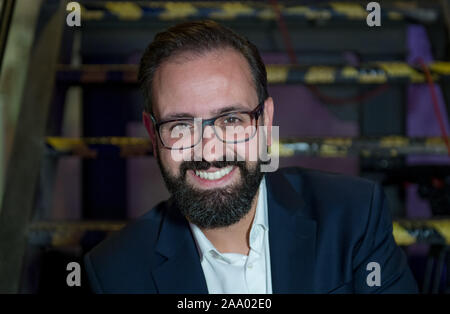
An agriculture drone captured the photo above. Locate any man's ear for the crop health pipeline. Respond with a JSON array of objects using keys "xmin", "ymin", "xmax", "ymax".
[
  {"xmin": 142, "ymin": 111, "xmax": 158, "ymax": 154},
  {"xmin": 263, "ymin": 97, "xmax": 274, "ymax": 147}
]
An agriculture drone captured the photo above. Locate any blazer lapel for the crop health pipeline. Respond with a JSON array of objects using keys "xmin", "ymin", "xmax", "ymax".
[
  {"xmin": 266, "ymin": 171, "xmax": 317, "ymax": 293},
  {"xmin": 151, "ymin": 201, "xmax": 208, "ymax": 294}
]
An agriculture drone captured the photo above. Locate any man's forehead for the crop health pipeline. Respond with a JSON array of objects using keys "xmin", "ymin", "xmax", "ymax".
[
  {"xmin": 154, "ymin": 49, "xmax": 253, "ymax": 90},
  {"xmin": 152, "ymin": 49, "xmax": 256, "ymax": 119}
]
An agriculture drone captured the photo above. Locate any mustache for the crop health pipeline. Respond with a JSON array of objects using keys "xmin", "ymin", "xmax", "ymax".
[{"xmin": 180, "ymin": 160, "xmax": 245, "ymax": 175}]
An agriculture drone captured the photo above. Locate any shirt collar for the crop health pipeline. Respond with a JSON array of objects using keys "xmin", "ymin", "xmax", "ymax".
[
  {"xmin": 190, "ymin": 222, "xmax": 217, "ymax": 262},
  {"xmin": 253, "ymin": 176, "xmax": 269, "ymax": 232},
  {"xmin": 189, "ymin": 176, "xmax": 269, "ymax": 261}
]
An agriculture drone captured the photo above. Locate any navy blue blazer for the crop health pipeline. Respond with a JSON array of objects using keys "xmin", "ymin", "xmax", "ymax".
[{"xmin": 84, "ymin": 167, "xmax": 418, "ymax": 293}]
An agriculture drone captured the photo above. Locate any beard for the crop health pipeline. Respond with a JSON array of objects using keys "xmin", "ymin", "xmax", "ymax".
[{"xmin": 156, "ymin": 152, "xmax": 264, "ymax": 229}]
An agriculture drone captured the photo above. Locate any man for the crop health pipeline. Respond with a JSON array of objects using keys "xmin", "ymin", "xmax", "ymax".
[{"xmin": 84, "ymin": 20, "xmax": 418, "ymax": 293}]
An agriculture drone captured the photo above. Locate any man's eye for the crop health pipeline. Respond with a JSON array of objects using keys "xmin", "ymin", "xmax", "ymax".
[
  {"xmin": 223, "ymin": 116, "xmax": 242, "ymax": 124},
  {"xmin": 171, "ymin": 123, "xmax": 193, "ymax": 132}
]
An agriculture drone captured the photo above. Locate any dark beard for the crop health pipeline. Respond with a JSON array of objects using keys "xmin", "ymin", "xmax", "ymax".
[{"xmin": 156, "ymin": 154, "xmax": 264, "ymax": 229}]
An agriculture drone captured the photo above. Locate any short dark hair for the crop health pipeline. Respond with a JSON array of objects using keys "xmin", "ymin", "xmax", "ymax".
[{"xmin": 138, "ymin": 20, "xmax": 268, "ymax": 114}]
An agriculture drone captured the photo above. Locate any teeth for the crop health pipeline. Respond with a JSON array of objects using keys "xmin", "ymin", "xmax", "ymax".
[{"xmin": 194, "ymin": 166, "xmax": 233, "ymax": 181}]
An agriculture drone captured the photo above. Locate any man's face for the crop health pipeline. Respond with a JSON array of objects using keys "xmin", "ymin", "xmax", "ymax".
[{"xmin": 144, "ymin": 49, "xmax": 274, "ymax": 229}]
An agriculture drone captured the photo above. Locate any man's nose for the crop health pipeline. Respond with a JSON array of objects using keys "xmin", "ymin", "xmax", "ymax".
[{"xmin": 194, "ymin": 125, "xmax": 225, "ymax": 162}]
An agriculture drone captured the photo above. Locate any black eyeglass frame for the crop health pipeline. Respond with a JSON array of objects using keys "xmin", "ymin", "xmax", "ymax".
[{"xmin": 150, "ymin": 101, "xmax": 265, "ymax": 150}]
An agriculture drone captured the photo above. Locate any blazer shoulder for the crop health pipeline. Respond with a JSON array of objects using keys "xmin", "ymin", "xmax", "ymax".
[
  {"xmin": 84, "ymin": 201, "xmax": 169, "ymax": 292},
  {"xmin": 89, "ymin": 201, "xmax": 166, "ymax": 257},
  {"xmin": 270, "ymin": 167, "xmax": 379, "ymax": 222}
]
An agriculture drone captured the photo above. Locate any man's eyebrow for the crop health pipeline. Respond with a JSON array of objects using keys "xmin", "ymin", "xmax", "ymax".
[
  {"xmin": 212, "ymin": 104, "xmax": 250, "ymax": 115},
  {"xmin": 161, "ymin": 104, "xmax": 250, "ymax": 120},
  {"xmin": 161, "ymin": 112, "xmax": 195, "ymax": 120}
]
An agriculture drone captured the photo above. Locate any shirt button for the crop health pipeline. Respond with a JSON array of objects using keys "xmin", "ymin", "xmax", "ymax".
[
  {"xmin": 247, "ymin": 263, "xmax": 253, "ymax": 269},
  {"xmin": 210, "ymin": 251, "xmax": 218, "ymax": 258}
]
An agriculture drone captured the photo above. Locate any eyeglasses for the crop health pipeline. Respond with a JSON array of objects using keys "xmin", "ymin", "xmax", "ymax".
[{"xmin": 151, "ymin": 102, "xmax": 264, "ymax": 150}]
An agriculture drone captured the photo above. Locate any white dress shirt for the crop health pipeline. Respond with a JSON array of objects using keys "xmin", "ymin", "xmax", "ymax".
[{"xmin": 189, "ymin": 177, "xmax": 272, "ymax": 294}]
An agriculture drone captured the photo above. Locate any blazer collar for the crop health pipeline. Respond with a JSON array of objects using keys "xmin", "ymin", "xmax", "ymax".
[
  {"xmin": 152, "ymin": 199, "xmax": 208, "ymax": 294},
  {"xmin": 265, "ymin": 171, "xmax": 317, "ymax": 293}
]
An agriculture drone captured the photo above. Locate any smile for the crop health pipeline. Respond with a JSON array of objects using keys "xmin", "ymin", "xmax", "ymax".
[{"xmin": 194, "ymin": 166, "xmax": 234, "ymax": 181}]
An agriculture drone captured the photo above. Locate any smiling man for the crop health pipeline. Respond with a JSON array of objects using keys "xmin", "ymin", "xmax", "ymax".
[{"xmin": 84, "ymin": 20, "xmax": 418, "ymax": 294}]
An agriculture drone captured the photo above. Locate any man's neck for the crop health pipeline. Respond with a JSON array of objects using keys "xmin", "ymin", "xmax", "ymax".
[{"xmin": 200, "ymin": 190, "xmax": 259, "ymax": 256}]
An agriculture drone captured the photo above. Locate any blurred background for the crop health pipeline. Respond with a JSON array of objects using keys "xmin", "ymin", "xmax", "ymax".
[{"xmin": 0, "ymin": 0, "xmax": 449, "ymax": 293}]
